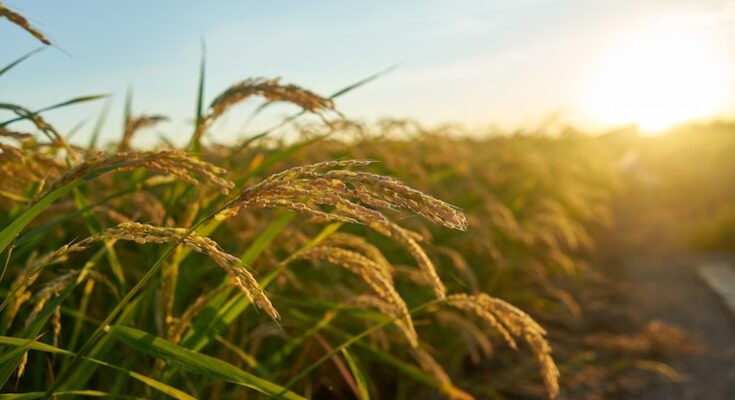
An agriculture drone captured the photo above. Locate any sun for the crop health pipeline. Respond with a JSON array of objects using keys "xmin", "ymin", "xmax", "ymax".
[{"xmin": 582, "ymin": 26, "xmax": 730, "ymax": 132}]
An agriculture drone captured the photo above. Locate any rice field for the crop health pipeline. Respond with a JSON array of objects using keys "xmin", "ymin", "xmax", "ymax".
[{"xmin": 2, "ymin": 4, "xmax": 735, "ymax": 400}]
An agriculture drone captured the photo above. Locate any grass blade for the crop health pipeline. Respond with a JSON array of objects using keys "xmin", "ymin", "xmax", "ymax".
[
  {"xmin": 88, "ymin": 99, "xmax": 111, "ymax": 149},
  {"xmin": 0, "ymin": 180, "xmax": 83, "ymax": 257},
  {"xmin": 188, "ymin": 38, "xmax": 206, "ymax": 153},
  {"xmin": 341, "ymin": 348, "xmax": 371, "ymax": 400},
  {"xmin": 0, "ymin": 48, "xmax": 44, "ymax": 77},
  {"xmin": 0, "ymin": 390, "xmax": 128, "ymax": 399},
  {"xmin": 0, "ymin": 336, "xmax": 194, "ymax": 400},
  {"xmin": 107, "ymin": 325, "xmax": 306, "ymax": 400},
  {"xmin": 0, "ymin": 95, "xmax": 108, "ymax": 127}
]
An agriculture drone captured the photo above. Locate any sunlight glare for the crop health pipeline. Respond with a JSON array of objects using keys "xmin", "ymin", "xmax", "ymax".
[{"xmin": 582, "ymin": 27, "xmax": 730, "ymax": 132}]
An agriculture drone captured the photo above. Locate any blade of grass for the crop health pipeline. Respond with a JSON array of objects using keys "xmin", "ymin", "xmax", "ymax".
[
  {"xmin": 188, "ymin": 38, "xmax": 206, "ymax": 153},
  {"xmin": 341, "ymin": 348, "xmax": 371, "ymax": 400},
  {"xmin": 107, "ymin": 325, "xmax": 305, "ymax": 400},
  {"xmin": 122, "ymin": 88, "xmax": 132, "ymax": 140},
  {"xmin": 0, "ymin": 180, "xmax": 84, "ymax": 261},
  {"xmin": 288, "ymin": 308, "xmax": 467, "ymax": 398},
  {"xmin": 0, "ymin": 245, "xmax": 12, "ymax": 287},
  {"xmin": 262, "ymin": 311, "xmax": 337, "ymax": 369},
  {"xmin": 0, "ymin": 95, "xmax": 108, "ymax": 127},
  {"xmin": 88, "ymin": 100, "xmax": 111, "ymax": 149},
  {"xmin": 57, "ymin": 296, "xmax": 143, "ymax": 391},
  {"xmin": 64, "ymin": 119, "xmax": 88, "ymax": 141},
  {"xmin": 0, "ymin": 48, "xmax": 44, "ymax": 77},
  {"xmin": 0, "ymin": 336, "xmax": 194, "ymax": 400},
  {"xmin": 239, "ymin": 211, "xmax": 295, "ymax": 263},
  {"xmin": 279, "ymin": 299, "xmax": 441, "ymax": 394},
  {"xmin": 0, "ymin": 391, "xmax": 125, "ymax": 399}
]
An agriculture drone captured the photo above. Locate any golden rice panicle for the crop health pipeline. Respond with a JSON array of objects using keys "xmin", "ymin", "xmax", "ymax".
[
  {"xmin": 524, "ymin": 328, "xmax": 560, "ymax": 400},
  {"xmin": 326, "ymin": 232, "xmax": 393, "ymax": 282},
  {"xmin": 166, "ymin": 292, "xmax": 218, "ymax": 344},
  {"xmin": 325, "ymin": 169, "xmax": 468, "ymax": 231},
  {"xmin": 0, "ymin": 2, "xmax": 51, "ymax": 44},
  {"xmin": 0, "ymin": 127, "xmax": 35, "ymax": 144},
  {"xmin": 0, "ymin": 243, "xmax": 92, "ymax": 329},
  {"xmin": 24, "ymin": 270, "xmax": 80, "ymax": 329},
  {"xmin": 217, "ymin": 160, "xmax": 465, "ymax": 232},
  {"xmin": 446, "ymin": 293, "xmax": 559, "ymax": 399},
  {"xmin": 208, "ymin": 77, "xmax": 335, "ymax": 120},
  {"xmin": 350, "ymin": 294, "xmax": 417, "ymax": 347},
  {"xmin": 477, "ymin": 294, "xmax": 560, "ymax": 399},
  {"xmin": 3, "ymin": 255, "xmax": 46, "ymax": 329},
  {"xmin": 0, "ymin": 143, "xmax": 34, "ymax": 192},
  {"xmin": 380, "ymin": 222, "xmax": 446, "ymax": 299},
  {"xmin": 17, "ymin": 351, "xmax": 28, "ymax": 380},
  {"xmin": 18, "ymin": 224, "xmax": 278, "ymax": 321},
  {"xmin": 446, "ymin": 294, "xmax": 517, "ymax": 350},
  {"xmin": 215, "ymin": 160, "xmax": 466, "ymax": 299},
  {"xmin": 18, "ymin": 270, "xmax": 80, "ymax": 371},
  {"xmin": 121, "ymin": 114, "xmax": 168, "ymax": 151},
  {"xmin": 191, "ymin": 78, "xmax": 336, "ymax": 146},
  {"xmin": 0, "ymin": 103, "xmax": 77, "ymax": 160},
  {"xmin": 47, "ymin": 150, "xmax": 234, "ymax": 195},
  {"xmin": 98, "ymin": 222, "xmax": 279, "ymax": 320},
  {"xmin": 299, "ymin": 245, "xmax": 418, "ymax": 347}
]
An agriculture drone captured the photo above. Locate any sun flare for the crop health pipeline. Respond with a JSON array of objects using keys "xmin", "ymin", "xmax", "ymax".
[{"xmin": 582, "ymin": 26, "xmax": 730, "ymax": 132}]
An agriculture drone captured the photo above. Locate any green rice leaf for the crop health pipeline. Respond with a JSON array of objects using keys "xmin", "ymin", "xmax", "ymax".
[
  {"xmin": 107, "ymin": 325, "xmax": 305, "ymax": 400},
  {"xmin": 0, "ymin": 48, "xmax": 44, "ymax": 77},
  {"xmin": 341, "ymin": 348, "xmax": 371, "ymax": 400},
  {"xmin": 0, "ymin": 336, "xmax": 194, "ymax": 400}
]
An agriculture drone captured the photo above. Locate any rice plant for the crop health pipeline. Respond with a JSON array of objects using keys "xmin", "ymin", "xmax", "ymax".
[{"xmin": 0, "ymin": 4, "xmax": 635, "ymax": 399}]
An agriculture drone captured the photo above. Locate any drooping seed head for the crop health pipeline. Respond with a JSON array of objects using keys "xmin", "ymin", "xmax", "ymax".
[
  {"xmin": 46, "ymin": 150, "xmax": 234, "ymax": 196},
  {"xmin": 446, "ymin": 293, "xmax": 559, "ymax": 399},
  {"xmin": 299, "ymin": 245, "xmax": 417, "ymax": 347},
  {"xmin": 0, "ymin": 2, "xmax": 52, "ymax": 45}
]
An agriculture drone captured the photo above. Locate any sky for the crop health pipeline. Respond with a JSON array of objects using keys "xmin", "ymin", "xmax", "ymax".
[{"xmin": 2, "ymin": 0, "xmax": 735, "ymax": 144}]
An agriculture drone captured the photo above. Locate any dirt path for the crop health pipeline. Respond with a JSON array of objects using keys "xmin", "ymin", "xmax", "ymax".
[{"xmin": 599, "ymin": 192, "xmax": 735, "ymax": 399}]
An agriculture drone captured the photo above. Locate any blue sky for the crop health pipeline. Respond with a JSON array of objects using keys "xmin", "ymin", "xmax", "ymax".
[{"xmin": 2, "ymin": 0, "xmax": 735, "ymax": 144}]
